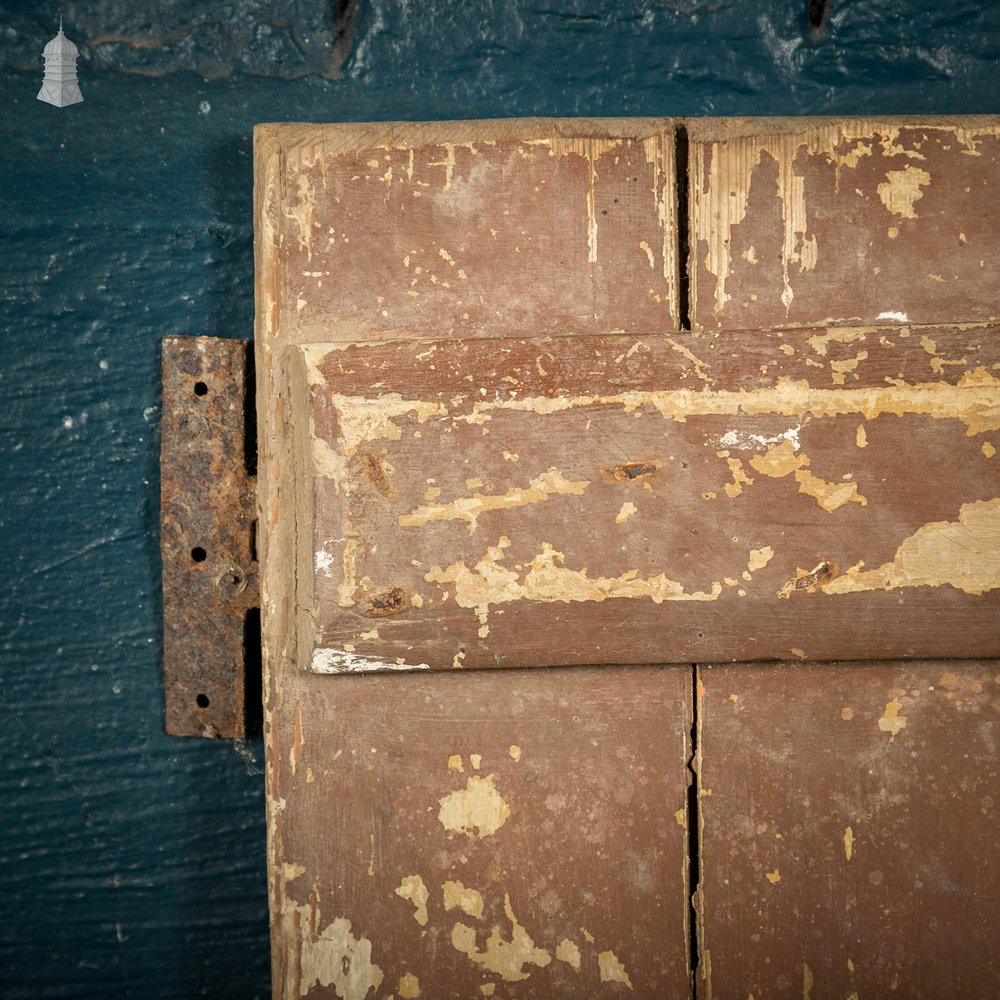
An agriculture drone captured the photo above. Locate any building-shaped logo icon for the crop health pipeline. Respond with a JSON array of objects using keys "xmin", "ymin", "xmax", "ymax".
[{"xmin": 37, "ymin": 18, "xmax": 83, "ymax": 108}]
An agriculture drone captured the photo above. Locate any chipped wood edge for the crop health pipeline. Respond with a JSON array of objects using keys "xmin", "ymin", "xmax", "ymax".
[
  {"xmin": 255, "ymin": 116, "xmax": 679, "ymax": 161},
  {"xmin": 685, "ymin": 114, "xmax": 1000, "ymax": 142}
]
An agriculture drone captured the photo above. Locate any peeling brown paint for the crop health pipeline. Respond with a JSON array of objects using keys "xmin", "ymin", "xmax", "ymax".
[
  {"xmin": 556, "ymin": 938, "xmax": 582, "ymax": 972},
  {"xmin": 426, "ymin": 539, "xmax": 723, "ymax": 612},
  {"xmin": 293, "ymin": 903, "xmax": 384, "ymax": 1000},
  {"xmin": 443, "ymin": 367, "xmax": 1000, "ymax": 436},
  {"xmin": 451, "ymin": 894, "xmax": 551, "ymax": 982},
  {"xmin": 597, "ymin": 950, "xmax": 634, "ymax": 989},
  {"xmin": 398, "ymin": 469, "xmax": 589, "ymax": 534},
  {"xmin": 877, "ymin": 165, "xmax": 932, "ymax": 220},
  {"xmin": 821, "ymin": 499, "xmax": 1000, "ymax": 597},
  {"xmin": 394, "ymin": 874, "xmax": 430, "ymax": 926},
  {"xmin": 751, "ymin": 441, "xmax": 867, "ymax": 512},
  {"xmin": 442, "ymin": 879, "xmax": 485, "ymax": 920}
]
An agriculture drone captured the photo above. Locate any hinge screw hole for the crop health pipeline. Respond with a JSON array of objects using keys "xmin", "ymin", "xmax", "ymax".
[
  {"xmin": 196, "ymin": 693, "xmax": 210, "ymax": 708},
  {"xmin": 191, "ymin": 546, "xmax": 207, "ymax": 563},
  {"xmin": 194, "ymin": 380, "xmax": 208, "ymax": 396}
]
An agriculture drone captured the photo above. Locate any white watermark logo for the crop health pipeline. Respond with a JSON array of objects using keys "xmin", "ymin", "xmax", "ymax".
[{"xmin": 37, "ymin": 17, "xmax": 83, "ymax": 108}]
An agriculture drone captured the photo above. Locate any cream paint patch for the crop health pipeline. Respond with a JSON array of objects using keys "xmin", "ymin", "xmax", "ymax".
[
  {"xmin": 524, "ymin": 135, "xmax": 626, "ymax": 267},
  {"xmin": 748, "ymin": 546, "xmax": 775, "ymax": 572},
  {"xmin": 450, "ymin": 368, "xmax": 1000, "ymax": 437},
  {"xmin": 820, "ymin": 499, "xmax": 1000, "ymax": 597},
  {"xmin": 442, "ymin": 880, "xmax": 485, "ymax": 920},
  {"xmin": 693, "ymin": 129, "xmax": 873, "ymax": 315},
  {"xmin": 692, "ymin": 124, "xmax": 993, "ymax": 317},
  {"xmin": 878, "ymin": 699, "xmax": 908, "ymax": 741},
  {"xmin": 829, "ymin": 351, "xmax": 868, "ymax": 385},
  {"xmin": 286, "ymin": 173, "xmax": 317, "ymax": 260},
  {"xmin": 398, "ymin": 469, "xmax": 590, "ymax": 534},
  {"xmin": 293, "ymin": 905, "xmax": 384, "ymax": 1000},
  {"xmin": 877, "ymin": 165, "xmax": 932, "ymax": 219},
  {"xmin": 327, "ymin": 393, "xmax": 447, "ymax": 456},
  {"xmin": 750, "ymin": 440, "xmax": 867, "ymax": 512},
  {"xmin": 426, "ymin": 539, "xmax": 723, "ymax": 611},
  {"xmin": 803, "ymin": 962, "xmax": 814, "ymax": 1000},
  {"xmin": 844, "ymin": 826, "xmax": 855, "ymax": 861},
  {"xmin": 615, "ymin": 501, "xmax": 637, "ymax": 524},
  {"xmin": 394, "ymin": 875, "xmax": 430, "ymax": 926},
  {"xmin": 555, "ymin": 938, "xmax": 582, "ymax": 972},
  {"xmin": 721, "ymin": 455, "xmax": 753, "ymax": 498},
  {"xmin": 450, "ymin": 894, "xmax": 551, "ymax": 982},
  {"xmin": 438, "ymin": 775, "xmax": 511, "ymax": 838},
  {"xmin": 765, "ymin": 869, "xmax": 781, "ymax": 884},
  {"xmin": 807, "ymin": 328, "xmax": 867, "ymax": 357},
  {"xmin": 665, "ymin": 336, "xmax": 713, "ymax": 383},
  {"xmin": 398, "ymin": 973, "xmax": 421, "ymax": 999},
  {"xmin": 597, "ymin": 950, "xmax": 633, "ymax": 989}
]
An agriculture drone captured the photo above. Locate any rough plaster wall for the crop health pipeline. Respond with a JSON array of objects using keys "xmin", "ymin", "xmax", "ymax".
[{"xmin": 0, "ymin": 1, "xmax": 997, "ymax": 996}]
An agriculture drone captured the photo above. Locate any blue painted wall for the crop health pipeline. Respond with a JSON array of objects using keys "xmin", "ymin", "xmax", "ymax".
[{"xmin": 1, "ymin": 2, "xmax": 997, "ymax": 996}]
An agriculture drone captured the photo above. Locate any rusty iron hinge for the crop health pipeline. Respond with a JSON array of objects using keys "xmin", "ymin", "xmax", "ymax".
[{"xmin": 160, "ymin": 336, "xmax": 261, "ymax": 739}]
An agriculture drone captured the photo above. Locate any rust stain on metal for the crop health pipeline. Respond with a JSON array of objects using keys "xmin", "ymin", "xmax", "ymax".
[{"xmin": 160, "ymin": 336, "xmax": 259, "ymax": 738}]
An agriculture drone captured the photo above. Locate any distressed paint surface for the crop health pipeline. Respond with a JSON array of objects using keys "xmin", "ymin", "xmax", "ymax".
[
  {"xmin": 689, "ymin": 117, "xmax": 1000, "ymax": 331},
  {"xmin": 7, "ymin": 0, "xmax": 1000, "ymax": 987},
  {"xmin": 295, "ymin": 326, "xmax": 1000, "ymax": 671},
  {"xmin": 265, "ymin": 119, "xmax": 678, "ymax": 343},
  {"xmin": 257, "ymin": 114, "xmax": 1000, "ymax": 1000},
  {"xmin": 267, "ymin": 666, "xmax": 692, "ymax": 998},
  {"xmin": 696, "ymin": 660, "xmax": 1000, "ymax": 999}
]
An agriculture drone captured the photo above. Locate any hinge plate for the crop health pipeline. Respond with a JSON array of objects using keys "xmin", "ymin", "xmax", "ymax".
[{"xmin": 160, "ymin": 336, "xmax": 259, "ymax": 738}]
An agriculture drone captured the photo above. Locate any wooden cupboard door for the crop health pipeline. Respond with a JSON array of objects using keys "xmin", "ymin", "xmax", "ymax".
[
  {"xmin": 695, "ymin": 660, "xmax": 1000, "ymax": 999},
  {"xmin": 254, "ymin": 115, "xmax": 1000, "ymax": 999}
]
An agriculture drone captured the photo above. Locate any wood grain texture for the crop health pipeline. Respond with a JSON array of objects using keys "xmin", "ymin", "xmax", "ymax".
[
  {"xmin": 688, "ymin": 117, "xmax": 1000, "ymax": 331},
  {"xmin": 268, "ymin": 665, "xmax": 692, "ymax": 999},
  {"xmin": 695, "ymin": 659, "xmax": 1000, "ymax": 999},
  {"xmin": 296, "ymin": 325, "xmax": 1000, "ymax": 671},
  {"xmin": 254, "ymin": 118, "xmax": 688, "ymax": 1000},
  {"xmin": 259, "ymin": 118, "xmax": 678, "ymax": 344}
]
